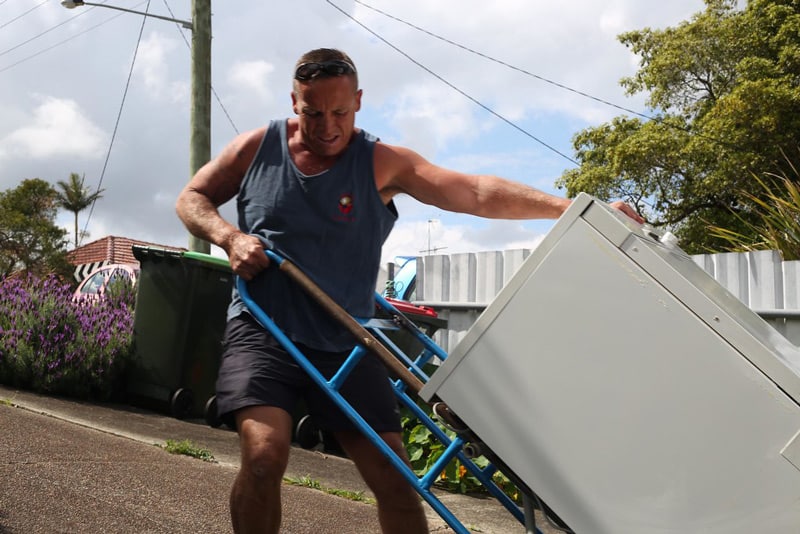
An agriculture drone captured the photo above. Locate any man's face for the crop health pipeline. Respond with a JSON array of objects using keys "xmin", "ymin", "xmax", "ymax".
[{"xmin": 292, "ymin": 76, "xmax": 362, "ymax": 158}]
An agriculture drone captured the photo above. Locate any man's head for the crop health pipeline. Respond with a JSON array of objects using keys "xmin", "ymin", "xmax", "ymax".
[
  {"xmin": 292, "ymin": 48, "xmax": 359, "ymax": 94},
  {"xmin": 291, "ymin": 49, "xmax": 362, "ymax": 158}
]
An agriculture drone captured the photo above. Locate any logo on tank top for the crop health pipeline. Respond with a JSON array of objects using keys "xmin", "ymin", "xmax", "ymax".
[{"xmin": 335, "ymin": 193, "xmax": 355, "ymax": 221}]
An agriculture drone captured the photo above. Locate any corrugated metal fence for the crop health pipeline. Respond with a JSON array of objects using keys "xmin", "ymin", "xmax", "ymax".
[{"xmin": 414, "ymin": 249, "xmax": 800, "ymax": 353}]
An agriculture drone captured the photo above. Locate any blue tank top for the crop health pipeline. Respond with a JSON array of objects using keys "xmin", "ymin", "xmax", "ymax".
[{"xmin": 227, "ymin": 120, "xmax": 398, "ymax": 351}]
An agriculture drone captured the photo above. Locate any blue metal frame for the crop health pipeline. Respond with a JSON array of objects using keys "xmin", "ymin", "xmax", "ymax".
[{"xmin": 237, "ymin": 249, "xmax": 540, "ymax": 533}]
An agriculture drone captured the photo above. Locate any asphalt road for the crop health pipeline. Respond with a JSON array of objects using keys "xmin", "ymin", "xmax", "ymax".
[{"xmin": 0, "ymin": 386, "xmax": 540, "ymax": 533}]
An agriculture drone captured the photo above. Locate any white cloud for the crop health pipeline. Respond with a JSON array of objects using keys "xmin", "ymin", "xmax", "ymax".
[
  {"xmin": 227, "ymin": 60, "xmax": 276, "ymax": 100},
  {"xmin": 0, "ymin": 96, "xmax": 106, "ymax": 160},
  {"xmin": 353, "ymin": 0, "xmax": 699, "ymax": 127},
  {"xmin": 0, "ymin": 0, "xmax": 704, "ymax": 255},
  {"xmin": 133, "ymin": 32, "xmax": 189, "ymax": 103},
  {"xmin": 385, "ymin": 83, "xmax": 481, "ymax": 158}
]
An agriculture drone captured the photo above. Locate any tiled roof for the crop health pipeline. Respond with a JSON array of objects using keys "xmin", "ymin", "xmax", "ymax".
[{"xmin": 66, "ymin": 236, "xmax": 187, "ymax": 267}]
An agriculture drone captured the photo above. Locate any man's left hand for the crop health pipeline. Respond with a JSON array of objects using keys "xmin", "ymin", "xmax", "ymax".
[{"xmin": 608, "ymin": 200, "xmax": 644, "ymax": 224}]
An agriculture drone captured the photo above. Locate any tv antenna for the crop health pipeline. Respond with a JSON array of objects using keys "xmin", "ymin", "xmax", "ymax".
[{"xmin": 419, "ymin": 219, "xmax": 448, "ymax": 255}]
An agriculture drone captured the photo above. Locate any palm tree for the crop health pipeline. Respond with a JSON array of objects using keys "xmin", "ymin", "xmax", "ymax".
[{"xmin": 55, "ymin": 173, "xmax": 104, "ymax": 248}]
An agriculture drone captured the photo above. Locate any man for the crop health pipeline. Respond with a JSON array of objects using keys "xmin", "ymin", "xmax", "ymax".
[{"xmin": 176, "ymin": 48, "xmax": 642, "ymax": 534}]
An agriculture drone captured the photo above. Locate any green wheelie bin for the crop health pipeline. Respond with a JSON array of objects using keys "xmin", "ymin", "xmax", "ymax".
[{"xmin": 126, "ymin": 245, "xmax": 232, "ymax": 425}]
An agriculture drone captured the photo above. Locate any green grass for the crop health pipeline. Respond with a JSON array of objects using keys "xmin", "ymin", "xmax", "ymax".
[
  {"xmin": 160, "ymin": 439, "xmax": 216, "ymax": 463},
  {"xmin": 283, "ymin": 475, "xmax": 374, "ymax": 504}
]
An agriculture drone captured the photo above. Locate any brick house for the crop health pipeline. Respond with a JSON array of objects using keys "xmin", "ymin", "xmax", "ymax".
[{"xmin": 66, "ymin": 235, "xmax": 186, "ymax": 282}]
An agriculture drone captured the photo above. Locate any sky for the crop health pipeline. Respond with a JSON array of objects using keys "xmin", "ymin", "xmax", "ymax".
[{"xmin": 0, "ymin": 0, "xmax": 705, "ymax": 266}]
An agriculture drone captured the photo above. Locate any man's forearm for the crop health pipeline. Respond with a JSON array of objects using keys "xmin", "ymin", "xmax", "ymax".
[
  {"xmin": 473, "ymin": 176, "xmax": 572, "ymax": 220},
  {"xmin": 176, "ymin": 192, "xmax": 239, "ymax": 253}
]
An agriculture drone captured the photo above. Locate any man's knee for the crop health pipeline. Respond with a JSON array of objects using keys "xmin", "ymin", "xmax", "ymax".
[
  {"xmin": 242, "ymin": 446, "xmax": 289, "ymax": 486},
  {"xmin": 236, "ymin": 407, "xmax": 293, "ymax": 486}
]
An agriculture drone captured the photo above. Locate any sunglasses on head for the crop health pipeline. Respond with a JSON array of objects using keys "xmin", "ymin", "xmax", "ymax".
[{"xmin": 294, "ymin": 60, "xmax": 357, "ymax": 81}]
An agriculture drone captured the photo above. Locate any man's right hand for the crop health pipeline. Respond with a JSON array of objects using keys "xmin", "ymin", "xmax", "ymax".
[{"xmin": 226, "ymin": 232, "xmax": 271, "ymax": 280}]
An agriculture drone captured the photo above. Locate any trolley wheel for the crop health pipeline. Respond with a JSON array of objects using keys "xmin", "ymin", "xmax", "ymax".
[
  {"xmin": 295, "ymin": 415, "xmax": 321, "ymax": 450},
  {"xmin": 204, "ymin": 395, "xmax": 222, "ymax": 428},
  {"xmin": 170, "ymin": 388, "xmax": 194, "ymax": 419}
]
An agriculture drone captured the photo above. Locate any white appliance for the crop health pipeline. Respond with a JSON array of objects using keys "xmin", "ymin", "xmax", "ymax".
[{"xmin": 420, "ymin": 193, "xmax": 800, "ymax": 533}]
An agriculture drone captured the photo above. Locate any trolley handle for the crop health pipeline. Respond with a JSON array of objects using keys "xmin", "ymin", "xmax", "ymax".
[
  {"xmin": 242, "ymin": 252, "xmax": 488, "ymax": 484},
  {"xmin": 247, "ymin": 249, "xmax": 427, "ymax": 396}
]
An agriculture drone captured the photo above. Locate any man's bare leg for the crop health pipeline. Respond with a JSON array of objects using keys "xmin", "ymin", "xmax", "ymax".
[
  {"xmin": 230, "ymin": 406, "xmax": 293, "ymax": 534},
  {"xmin": 335, "ymin": 430, "xmax": 428, "ymax": 533}
]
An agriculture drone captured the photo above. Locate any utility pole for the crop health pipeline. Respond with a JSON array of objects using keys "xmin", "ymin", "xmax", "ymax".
[
  {"xmin": 61, "ymin": 0, "xmax": 212, "ymax": 253},
  {"xmin": 188, "ymin": 0, "xmax": 211, "ymax": 253}
]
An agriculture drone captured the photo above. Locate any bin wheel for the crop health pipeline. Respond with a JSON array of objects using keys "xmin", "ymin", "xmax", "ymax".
[
  {"xmin": 170, "ymin": 388, "xmax": 194, "ymax": 419},
  {"xmin": 204, "ymin": 395, "xmax": 222, "ymax": 428},
  {"xmin": 295, "ymin": 415, "xmax": 321, "ymax": 449}
]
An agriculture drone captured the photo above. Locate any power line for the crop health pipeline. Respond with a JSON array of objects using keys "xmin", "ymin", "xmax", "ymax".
[
  {"xmin": 0, "ymin": 3, "xmax": 146, "ymax": 73},
  {"xmin": 160, "ymin": 0, "xmax": 239, "ymax": 135},
  {"xmin": 0, "ymin": 0, "xmax": 48, "ymax": 31},
  {"xmin": 326, "ymin": 0, "xmax": 578, "ymax": 165},
  {"xmin": 80, "ymin": 1, "xmax": 152, "ymax": 245},
  {"xmin": 0, "ymin": 0, "xmax": 239, "ymax": 136},
  {"xmin": 0, "ymin": 15, "xmax": 124, "ymax": 74},
  {"xmin": 0, "ymin": 6, "xmax": 102, "ymax": 59},
  {"xmin": 353, "ymin": 0, "xmax": 655, "ymax": 123},
  {"xmin": 345, "ymin": 1, "xmax": 745, "ymax": 159},
  {"xmin": 75, "ymin": 0, "xmax": 238, "ymax": 239}
]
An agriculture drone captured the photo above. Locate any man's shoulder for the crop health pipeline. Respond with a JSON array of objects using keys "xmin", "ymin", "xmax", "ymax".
[
  {"xmin": 239, "ymin": 124, "xmax": 272, "ymax": 141},
  {"xmin": 358, "ymin": 127, "xmax": 379, "ymax": 144}
]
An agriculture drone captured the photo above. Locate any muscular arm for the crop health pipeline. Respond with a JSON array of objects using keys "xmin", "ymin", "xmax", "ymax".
[
  {"xmin": 375, "ymin": 143, "xmax": 642, "ymax": 222},
  {"xmin": 175, "ymin": 127, "xmax": 271, "ymax": 278},
  {"xmin": 375, "ymin": 143, "xmax": 571, "ymax": 219}
]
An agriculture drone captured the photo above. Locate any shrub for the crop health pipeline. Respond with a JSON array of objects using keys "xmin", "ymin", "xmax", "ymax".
[
  {"xmin": 707, "ymin": 154, "xmax": 800, "ymax": 260},
  {"xmin": 401, "ymin": 405, "xmax": 520, "ymax": 502},
  {"xmin": 0, "ymin": 273, "xmax": 135, "ymax": 400}
]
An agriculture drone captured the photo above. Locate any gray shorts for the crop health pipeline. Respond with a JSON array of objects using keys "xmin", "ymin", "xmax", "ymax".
[{"xmin": 215, "ymin": 312, "xmax": 401, "ymax": 433}]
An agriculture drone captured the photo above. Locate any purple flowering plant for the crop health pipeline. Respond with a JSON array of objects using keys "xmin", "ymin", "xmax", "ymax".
[{"xmin": 0, "ymin": 273, "xmax": 135, "ymax": 400}]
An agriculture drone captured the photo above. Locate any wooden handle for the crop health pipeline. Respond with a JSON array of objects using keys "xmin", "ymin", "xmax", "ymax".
[{"xmin": 276, "ymin": 258, "xmax": 426, "ymax": 396}]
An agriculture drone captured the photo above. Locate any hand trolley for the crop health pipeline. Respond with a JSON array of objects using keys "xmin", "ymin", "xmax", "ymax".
[{"xmin": 238, "ymin": 249, "xmax": 552, "ymax": 534}]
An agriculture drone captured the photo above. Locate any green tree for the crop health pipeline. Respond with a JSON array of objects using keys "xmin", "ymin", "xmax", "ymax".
[
  {"xmin": 55, "ymin": 172, "xmax": 104, "ymax": 248},
  {"xmin": 0, "ymin": 179, "xmax": 70, "ymax": 278},
  {"xmin": 557, "ymin": 0, "xmax": 800, "ymax": 253}
]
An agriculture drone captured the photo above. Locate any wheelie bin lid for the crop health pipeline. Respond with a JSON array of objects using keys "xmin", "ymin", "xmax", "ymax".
[
  {"xmin": 131, "ymin": 245, "xmax": 232, "ymax": 272},
  {"xmin": 183, "ymin": 250, "xmax": 231, "ymax": 270},
  {"xmin": 132, "ymin": 244, "xmax": 183, "ymax": 262}
]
